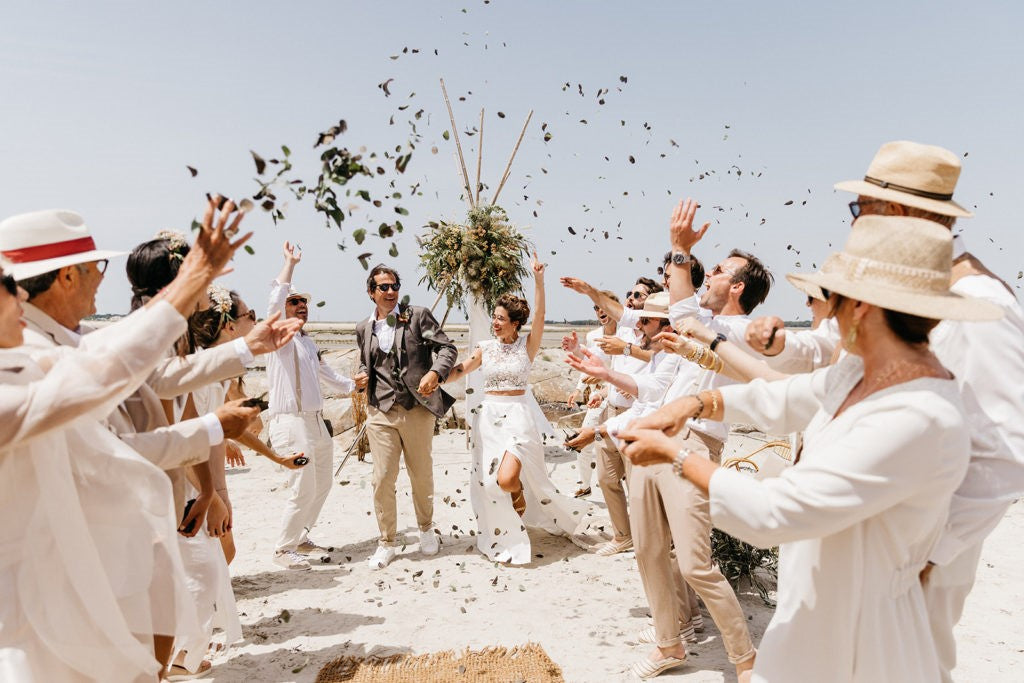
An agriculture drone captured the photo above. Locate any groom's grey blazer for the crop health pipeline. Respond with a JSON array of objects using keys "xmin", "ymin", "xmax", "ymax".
[{"xmin": 355, "ymin": 305, "xmax": 458, "ymax": 418}]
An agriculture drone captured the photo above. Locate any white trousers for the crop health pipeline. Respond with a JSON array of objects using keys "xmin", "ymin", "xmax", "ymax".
[
  {"xmin": 270, "ymin": 412, "xmax": 335, "ymax": 552},
  {"xmin": 923, "ymin": 536, "xmax": 988, "ymax": 682}
]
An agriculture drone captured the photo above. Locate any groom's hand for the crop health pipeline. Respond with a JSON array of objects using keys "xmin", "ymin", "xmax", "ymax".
[
  {"xmin": 418, "ymin": 370, "xmax": 439, "ymax": 396},
  {"xmin": 353, "ymin": 371, "xmax": 369, "ymax": 390}
]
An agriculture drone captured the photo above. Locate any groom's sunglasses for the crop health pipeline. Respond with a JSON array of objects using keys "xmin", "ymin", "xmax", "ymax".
[{"xmin": 375, "ymin": 283, "xmax": 401, "ymax": 292}]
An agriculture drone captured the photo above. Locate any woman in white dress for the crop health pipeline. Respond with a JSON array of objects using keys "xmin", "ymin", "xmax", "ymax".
[
  {"xmin": 619, "ymin": 216, "xmax": 1003, "ymax": 681},
  {"xmin": 444, "ymin": 253, "xmax": 588, "ymax": 564}
]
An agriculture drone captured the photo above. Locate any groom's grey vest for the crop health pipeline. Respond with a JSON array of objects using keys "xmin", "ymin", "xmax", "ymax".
[{"xmin": 369, "ymin": 331, "xmax": 416, "ymax": 413}]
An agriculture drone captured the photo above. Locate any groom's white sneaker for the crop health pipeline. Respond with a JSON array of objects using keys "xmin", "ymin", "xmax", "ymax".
[
  {"xmin": 367, "ymin": 545, "xmax": 396, "ymax": 570},
  {"xmin": 420, "ymin": 529, "xmax": 440, "ymax": 556}
]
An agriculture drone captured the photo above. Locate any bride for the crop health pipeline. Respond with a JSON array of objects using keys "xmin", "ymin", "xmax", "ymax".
[{"xmin": 444, "ymin": 252, "xmax": 587, "ymax": 564}]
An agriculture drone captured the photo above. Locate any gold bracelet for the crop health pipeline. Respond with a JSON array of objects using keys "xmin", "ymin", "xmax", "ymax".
[{"xmin": 709, "ymin": 390, "xmax": 719, "ymax": 416}]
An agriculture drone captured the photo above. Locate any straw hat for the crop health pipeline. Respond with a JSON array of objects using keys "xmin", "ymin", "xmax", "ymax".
[
  {"xmin": 0, "ymin": 209, "xmax": 127, "ymax": 280},
  {"xmin": 834, "ymin": 140, "xmax": 972, "ymax": 218},
  {"xmin": 638, "ymin": 291, "xmax": 671, "ymax": 319},
  {"xmin": 786, "ymin": 215, "xmax": 1001, "ymax": 321}
]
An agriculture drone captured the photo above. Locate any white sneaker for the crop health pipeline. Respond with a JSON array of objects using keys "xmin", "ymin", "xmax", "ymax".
[
  {"xmin": 367, "ymin": 545, "xmax": 396, "ymax": 570},
  {"xmin": 273, "ymin": 550, "xmax": 311, "ymax": 571},
  {"xmin": 419, "ymin": 529, "xmax": 440, "ymax": 556}
]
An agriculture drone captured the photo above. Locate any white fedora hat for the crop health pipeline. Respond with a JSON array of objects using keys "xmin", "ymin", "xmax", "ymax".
[
  {"xmin": 0, "ymin": 209, "xmax": 127, "ymax": 280},
  {"xmin": 787, "ymin": 215, "xmax": 1001, "ymax": 322},
  {"xmin": 834, "ymin": 140, "xmax": 972, "ymax": 218}
]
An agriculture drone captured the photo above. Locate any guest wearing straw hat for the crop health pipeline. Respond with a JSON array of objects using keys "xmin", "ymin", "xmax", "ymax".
[
  {"xmin": 745, "ymin": 140, "xmax": 1024, "ymax": 680},
  {"xmin": 620, "ymin": 215, "xmax": 1003, "ymax": 682}
]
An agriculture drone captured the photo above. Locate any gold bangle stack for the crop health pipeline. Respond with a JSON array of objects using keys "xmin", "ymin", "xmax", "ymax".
[{"xmin": 683, "ymin": 342, "xmax": 724, "ymax": 373}]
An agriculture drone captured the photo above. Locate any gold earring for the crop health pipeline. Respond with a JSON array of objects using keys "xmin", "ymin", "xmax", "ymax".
[{"xmin": 844, "ymin": 318, "xmax": 860, "ymax": 351}]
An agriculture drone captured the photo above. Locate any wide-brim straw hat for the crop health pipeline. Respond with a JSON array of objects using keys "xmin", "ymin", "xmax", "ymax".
[
  {"xmin": 786, "ymin": 215, "xmax": 1001, "ymax": 321},
  {"xmin": 0, "ymin": 209, "xmax": 127, "ymax": 280},
  {"xmin": 638, "ymin": 291, "xmax": 671, "ymax": 319},
  {"xmin": 834, "ymin": 140, "xmax": 973, "ymax": 218}
]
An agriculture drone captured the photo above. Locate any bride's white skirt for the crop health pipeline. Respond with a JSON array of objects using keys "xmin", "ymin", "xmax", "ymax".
[{"xmin": 470, "ymin": 394, "xmax": 588, "ymax": 564}]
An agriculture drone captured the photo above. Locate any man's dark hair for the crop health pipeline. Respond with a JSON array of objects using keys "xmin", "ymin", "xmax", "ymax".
[
  {"xmin": 660, "ymin": 252, "xmax": 705, "ymax": 289},
  {"xmin": 17, "ymin": 269, "xmax": 60, "ymax": 300},
  {"xmin": 634, "ymin": 276, "xmax": 663, "ymax": 295},
  {"xmin": 366, "ymin": 264, "xmax": 401, "ymax": 292},
  {"xmin": 728, "ymin": 249, "xmax": 773, "ymax": 314}
]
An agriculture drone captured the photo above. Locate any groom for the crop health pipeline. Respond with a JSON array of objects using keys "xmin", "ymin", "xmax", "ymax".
[{"xmin": 354, "ymin": 264, "xmax": 458, "ymax": 569}]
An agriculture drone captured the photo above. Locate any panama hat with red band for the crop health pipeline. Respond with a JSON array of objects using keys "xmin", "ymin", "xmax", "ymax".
[{"xmin": 0, "ymin": 209, "xmax": 127, "ymax": 280}]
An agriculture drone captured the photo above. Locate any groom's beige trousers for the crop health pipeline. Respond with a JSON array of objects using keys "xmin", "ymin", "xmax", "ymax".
[{"xmin": 366, "ymin": 403, "xmax": 437, "ymax": 545}]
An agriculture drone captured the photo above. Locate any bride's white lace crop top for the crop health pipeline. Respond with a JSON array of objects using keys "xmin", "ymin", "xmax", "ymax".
[{"xmin": 480, "ymin": 337, "xmax": 532, "ymax": 392}]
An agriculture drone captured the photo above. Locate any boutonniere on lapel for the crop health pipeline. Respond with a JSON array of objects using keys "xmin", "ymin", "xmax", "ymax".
[{"xmin": 387, "ymin": 303, "xmax": 411, "ymax": 327}]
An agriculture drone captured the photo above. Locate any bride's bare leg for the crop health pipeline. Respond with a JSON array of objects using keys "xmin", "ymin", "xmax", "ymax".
[{"xmin": 496, "ymin": 451, "xmax": 525, "ymax": 515}]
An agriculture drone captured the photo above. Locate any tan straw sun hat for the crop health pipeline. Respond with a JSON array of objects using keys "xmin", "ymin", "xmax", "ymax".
[
  {"xmin": 786, "ymin": 215, "xmax": 1001, "ymax": 321},
  {"xmin": 834, "ymin": 140, "xmax": 972, "ymax": 218},
  {"xmin": 639, "ymin": 291, "xmax": 671, "ymax": 319}
]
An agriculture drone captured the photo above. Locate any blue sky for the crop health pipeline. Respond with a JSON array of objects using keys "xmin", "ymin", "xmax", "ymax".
[{"xmin": 2, "ymin": 1, "xmax": 1021, "ymax": 322}]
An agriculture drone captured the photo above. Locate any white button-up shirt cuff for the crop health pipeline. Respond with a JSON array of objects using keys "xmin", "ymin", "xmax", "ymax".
[
  {"xmin": 199, "ymin": 412, "xmax": 225, "ymax": 446},
  {"xmin": 233, "ymin": 336, "xmax": 256, "ymax": 366}
]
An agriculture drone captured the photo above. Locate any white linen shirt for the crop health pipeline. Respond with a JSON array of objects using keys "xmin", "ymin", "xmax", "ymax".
[
  {"xmin": 710, "ymin": 356, "xmax": 970, "ymax": 682},
  {"xmin": 927, "ymin": 274, "xmax": 1024, "ymax": 566},
  {"xmin": 369, "ymin": 309, "xmax": 397, "ymax": 354},
  {"xmin": 665, "ymin": 295, "xmax": 760, "ymax": 442},
  {"xmin": 267, "ymin": 280, "xmax": 354, "ymax": 414},
  {"xmin": 607, "ymin": 307, "xmax": 648, "ymax": 408}
]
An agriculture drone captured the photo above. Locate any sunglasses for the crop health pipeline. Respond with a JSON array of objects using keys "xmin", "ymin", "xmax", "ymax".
[
  {"xmin": 2, "ymin": 273, "xmax": 17, "ymax": 297},
  {"xmin": 711, "ymin": 264, "xmax": 737, "ymax": 278},
  {"xmin": 820, "ymin": 288, "xmax": 831, "ymax": 300},
  {"xmin": 627, "ymin": 289, "xmax": 648, "ymax": 300},
  {"xmin": 375, "ymin": 283, "xmax": 401, "ymax": 292},
  {"xmin": 286, "ymin": 297, "xmax": 307, "ymax": 306},
  {"xmin": 848, "ymin": 199, "xmax": 888, "ymax": 219},
  {"xmin": 238, "ymin": 309, "xmax": 256, "ymax": 322}
]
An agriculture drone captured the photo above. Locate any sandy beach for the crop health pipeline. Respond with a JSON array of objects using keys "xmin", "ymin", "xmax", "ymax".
[{"xmin": 204, "ymin": 401, "xmax": 1023, "ymax": 681}]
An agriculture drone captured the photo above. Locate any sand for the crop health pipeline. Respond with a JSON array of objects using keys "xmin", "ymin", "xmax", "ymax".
[{"xmin": 201, "ymin": 429, "xmax": 1023, "ymax": 682}]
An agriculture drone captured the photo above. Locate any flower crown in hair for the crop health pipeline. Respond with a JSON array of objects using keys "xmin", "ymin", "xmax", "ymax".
[
  {"xmin": 154, "ymin": 230, "xmax": 188, "ymax": 261},
  {"xmin": 207, "ymin": 284, "xmax": 234, "ymax": 322}
]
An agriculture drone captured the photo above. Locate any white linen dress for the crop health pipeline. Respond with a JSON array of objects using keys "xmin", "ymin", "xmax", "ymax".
[
  {"xmin": 0, "ymin": 302, "xmax": 198, "ymax": 683},
  {"xmin": 174, "ymin": 381, "xmax": 243, "ymax": 672},
  {"xmin": 470, "ymin": 337, "xmax": 588, "ymax": 564},
  {"xmin": 708, "ymin": 355, "xmax": 971, "ymax": 682}
]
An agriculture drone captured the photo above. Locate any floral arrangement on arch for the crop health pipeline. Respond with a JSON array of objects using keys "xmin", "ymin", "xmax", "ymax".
[
  {"xmin": 418, "ymin": 205, "xmax": 531, "ymax": 314},
  {"xmin": 417, "ymin": 79, "xmax": 535, "ymax": 318}
]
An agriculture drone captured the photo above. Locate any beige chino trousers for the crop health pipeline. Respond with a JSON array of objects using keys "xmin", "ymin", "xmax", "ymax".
[
  {"xmin": 366, "ymin": 403, "xmax": 437, "ymax": 545},
  {"xmin": 630, "ymin": 427, "xmax": 755, "ymax": 662},
  {"xmin": 595, "ymin": 404, "xmax": 632, "ymax": 541}
]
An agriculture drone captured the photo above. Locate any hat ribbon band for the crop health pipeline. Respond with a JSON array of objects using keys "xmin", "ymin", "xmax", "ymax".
[
  {"xmin": 1, "ymin": 236, "xmax": 98, "ymax": 264},
  {"xmin": 823, "ymin": 252, "xmax": 950, "ymax": 292},
  {"xmin": 863, "ymin": 176, "xmax": 954, "ymax": 201}
]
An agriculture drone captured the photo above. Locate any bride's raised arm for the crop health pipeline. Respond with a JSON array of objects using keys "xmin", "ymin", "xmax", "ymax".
[{"xmin": 526, "ymin": 251, "xmax": 545, "ymax": 360}]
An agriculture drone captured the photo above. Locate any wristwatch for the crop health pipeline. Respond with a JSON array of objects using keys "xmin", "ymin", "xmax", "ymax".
[
  {"xmin": 671, "ymin": 251, "xmax": 692, "ymax": 266},
  {"xmin": 710, "ymin": 333, "xmax": 727, "ymax": 351},
  {"xmin": 624, "ymin": 343, "xmax": 632, "ymax": 357}
]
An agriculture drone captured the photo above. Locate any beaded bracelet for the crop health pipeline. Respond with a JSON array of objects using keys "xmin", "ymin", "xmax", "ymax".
[{"xmin": 692, "ymin": 393, "xmax": 705, "ymax": 418}]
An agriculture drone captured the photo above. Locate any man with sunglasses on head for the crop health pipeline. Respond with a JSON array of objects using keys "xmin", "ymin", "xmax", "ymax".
[
  {"xmin": 354, "ymin": 263, "xmax": 458, "ymax": 570},
  {"xmin": 267, "ymin": 241, "xmax": 356, "ymax": 571},
  {"xmin": 746, "ymin": 141, "xmax": 1024, "ymax": 681}
]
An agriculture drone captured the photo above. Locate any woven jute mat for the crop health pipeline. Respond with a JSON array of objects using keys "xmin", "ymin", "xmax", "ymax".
[{"xmin": 315, "ymin": 642, "xmax": 564, "ymax": 682}]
